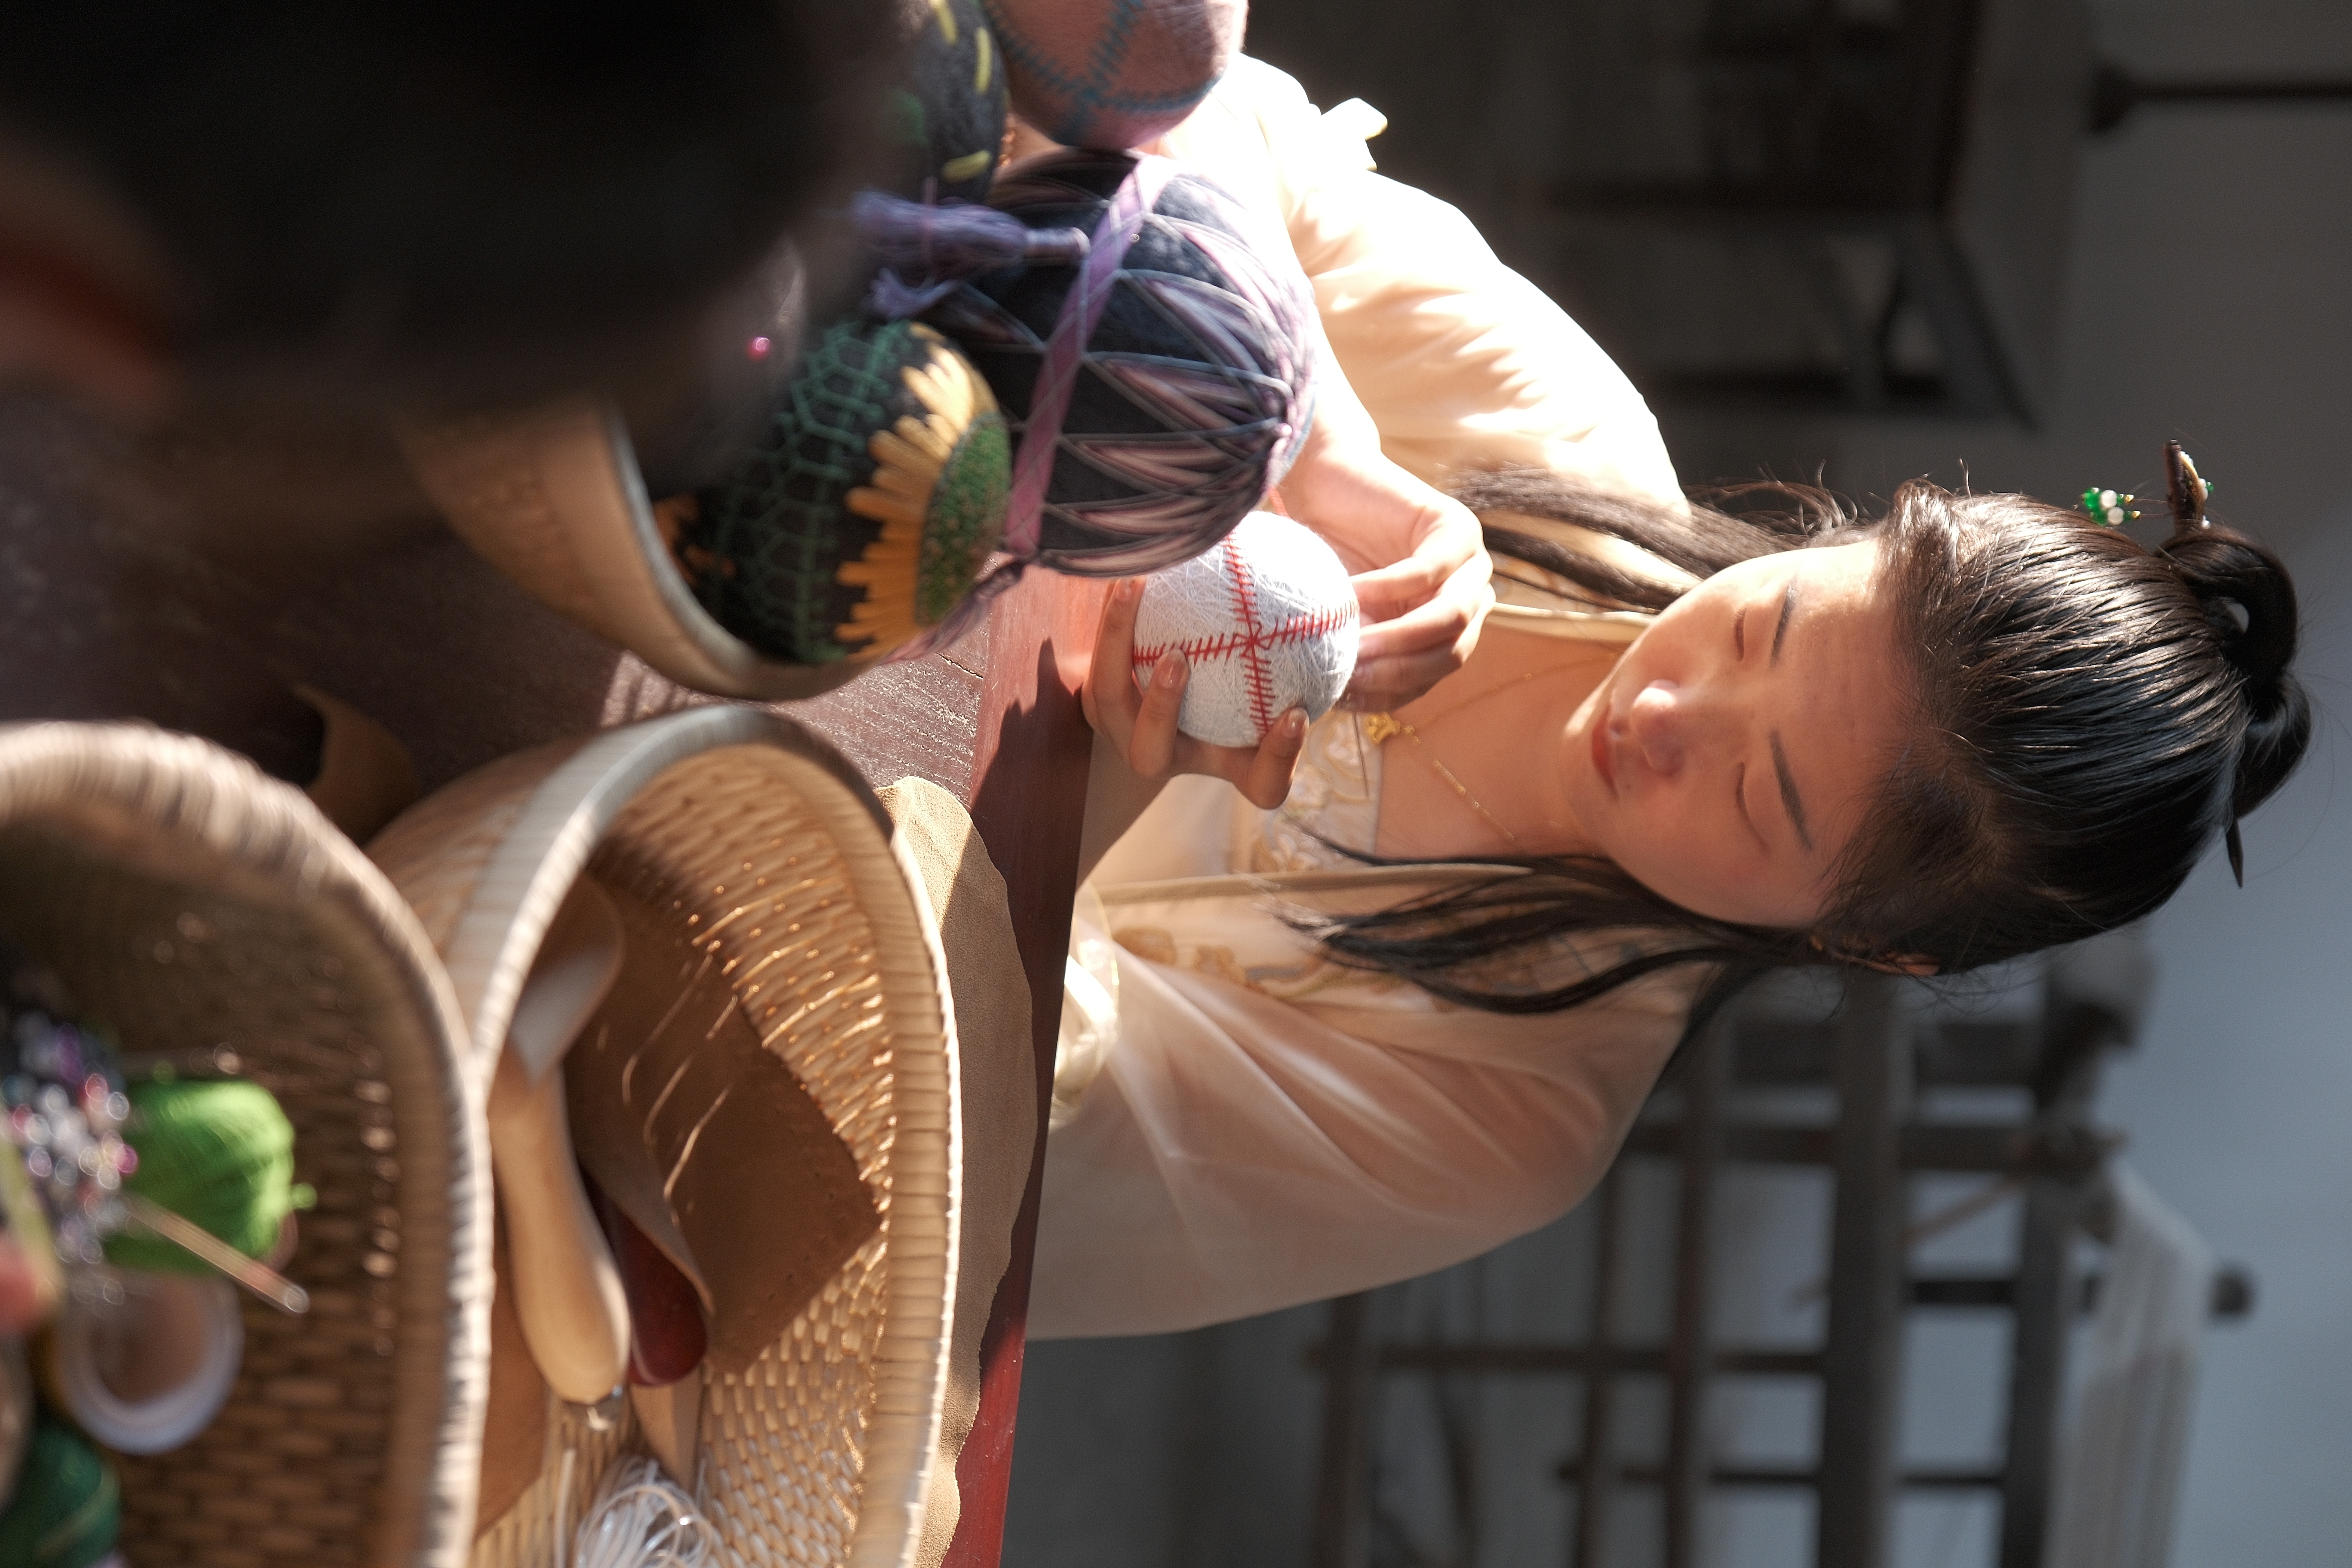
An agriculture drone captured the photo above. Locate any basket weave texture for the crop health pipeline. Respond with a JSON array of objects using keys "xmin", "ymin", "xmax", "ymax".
[
  {"xmin": 398, "ymin": 401, "xmax": 865, "ymax": 704},
  {"xmin": 369, "ymin": 709, "xmax": 959, "ymax": 1568},
  {"xmin": 0, "ymin": 721, "xmax": 487, "ymax": 1568}
]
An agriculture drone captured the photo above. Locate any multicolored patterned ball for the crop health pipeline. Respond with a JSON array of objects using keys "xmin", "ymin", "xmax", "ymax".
[
  {"xmin": 664, "ymin": 318, "xmax": 1012, "ymax": 666},
  {"xmin": 924, "ymin": 149, "xmax": 1315, "ymax": 577},
  {"xmin": 883, "ymin": 0, "xmax": 1008, "ymax": 203},
  {"xmin": 978, "ymin": 0, "xmax": 1243, "ymax": 149}
]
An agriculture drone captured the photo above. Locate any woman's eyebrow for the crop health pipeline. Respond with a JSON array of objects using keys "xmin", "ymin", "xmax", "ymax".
[
  {"xmin": 1770, "ymin": 731, "xmax": 1813, "ymax": 851},
  {"xmin": 1770, "ymin": 576, "xmax": 1799, "ymax": 665}
]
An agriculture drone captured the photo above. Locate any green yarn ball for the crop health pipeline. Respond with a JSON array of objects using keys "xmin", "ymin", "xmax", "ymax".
[
  {"xmin": 105, "ymin": 1079, "xmax": 298, "ymax": 1276},
  {"xmin": 0, "ymin": 1413, "xmax": 119, "ymax": 1568}
]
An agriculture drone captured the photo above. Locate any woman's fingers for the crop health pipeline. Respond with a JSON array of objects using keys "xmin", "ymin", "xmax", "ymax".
[
  {"xmin": 1129, "ymin": 651, "xmax": 1188, "ymax": 778},
  {"xmin": 1349, "ymin": 556, "xmax": 1450, "ymax": 625},
  {"xmin": 0, "ymin": 1234, "xmax": 53, "ymax": 1332},
  {"xmin": 1080, "ymin": 573, "xmax": 1305, "ymax": 807},
  {"xmin": 1350, "ymin": 645, "xmax": 1474, "ymax": 711},
  {"xmin": 1236, "ymin": 708, "xmax": 1310, "ymax": 808},
  {"xmin": 1355, "ymin": 560, "xmax": 1490, "ymax": 658},
  {"xmin": 1338, "ymin": 494, "xmax": 1491, "ymax": 708},
  {"xmin": 1156, "ymin": 714, "xmax": 1300, "ymax": 808},
  {"xmin": 1085, "ymin": 576, "xmax": 1187, "ymax": 780},
  {"xmin": 1349, "ymin": 501, "xmax": 1486, "ymax": 623},
  {"xmin": 1084, "ymin": 577, "xmax": 1141, "ymax": 732},
  {"xmin": 1346, "ymin": 554, "xmax": 1495, "ymax": 709}
]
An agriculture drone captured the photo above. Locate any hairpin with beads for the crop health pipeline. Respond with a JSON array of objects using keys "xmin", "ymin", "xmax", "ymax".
[
  {"xmin": 2081, "ymin": 486, "xmax": 2139, "ymax": 527},
  {"xmin": 2164, "ymin": 439, "xmax": 2213, "ymax": 532},
  {"xmin": 2083, "ymin": 443, "xmax": 2217, "ymax": 531}
]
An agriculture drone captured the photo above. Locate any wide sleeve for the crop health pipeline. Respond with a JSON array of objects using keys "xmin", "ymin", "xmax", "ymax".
[
  {"xmin": 1288, "ymin": 173, "xmax": 1684, "ymax": 508},
  {"xmin": 1156, "ymin": 58, "xmax": 1687, "ymax": 511},
  {"xmin": 1029, "ymin": 918, "xmax": 1689, "ymax": 1338}
]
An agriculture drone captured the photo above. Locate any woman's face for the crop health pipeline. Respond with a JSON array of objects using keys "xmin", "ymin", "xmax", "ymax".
[{"xmin": 1557, "ymin": 539, "xmax": 1913, "ymax": 930}]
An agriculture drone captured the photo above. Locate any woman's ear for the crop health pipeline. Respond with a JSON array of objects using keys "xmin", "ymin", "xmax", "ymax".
[{"xmin": 0, "ymin": 138, "xmax": 175, "ymax": 424}]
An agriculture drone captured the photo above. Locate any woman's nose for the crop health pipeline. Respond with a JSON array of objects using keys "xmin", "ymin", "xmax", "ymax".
[{"xmin": 1628, "ymin": 680, "xmax": 1688, "ymax": 775}]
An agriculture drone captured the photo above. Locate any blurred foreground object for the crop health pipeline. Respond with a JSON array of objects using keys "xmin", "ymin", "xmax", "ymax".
[
  {"xmin": 0, "ymin": 4, "xmax": 897, "ymax": 422},
  {"xmin": 980, "ymin": 0, "xmax": 1245, "ymax": 149}
]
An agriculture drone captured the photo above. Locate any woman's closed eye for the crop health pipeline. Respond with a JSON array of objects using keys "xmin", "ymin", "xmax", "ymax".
[
  {"xmin": 1735, "ymin": 762, "xmax": 1767, "ymax": 847},
  {"xmin": 1733, "ymin": 607, "xmax": 1747, "ymax": 660}
]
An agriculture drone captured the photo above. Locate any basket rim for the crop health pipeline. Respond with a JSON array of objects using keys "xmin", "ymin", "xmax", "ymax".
[
  {"xmin": 429, "ymin": 708, "xmax": 890, "ymax": 1071},
  {"xmin": 398, "ymin": 400, "xmax": 870, "ymax": 704},
  {"xmin": 0, "ymin": 719, "xmax": 490, "ymax": 1568},
  {"xmin": 376, "ymin": 708, "xmax": 962, "ymax": 1568}
]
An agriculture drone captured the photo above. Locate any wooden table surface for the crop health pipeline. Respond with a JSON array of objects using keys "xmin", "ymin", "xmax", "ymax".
[{"xmin": 796, "ymin": 571, "xmax": 1107, "ymax": 1568}]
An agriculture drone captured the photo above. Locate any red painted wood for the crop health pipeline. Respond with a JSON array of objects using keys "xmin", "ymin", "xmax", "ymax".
[
  {"xmin": 941, "ymin": 571, "xmax": 1104, "ymax": 1568},
  {"xmin": 788, "ymin": 636, "xmax": 991, "ymax": 803}
]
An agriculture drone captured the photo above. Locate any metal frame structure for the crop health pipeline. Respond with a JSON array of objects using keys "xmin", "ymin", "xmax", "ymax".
[
  {"xmin": 1310, "ymin": 940, "xmax": 2162, "ymax": 1568},
  {"xmin": 1549, "ymin": 0, "xmax": 2092, "ymax": 422}
]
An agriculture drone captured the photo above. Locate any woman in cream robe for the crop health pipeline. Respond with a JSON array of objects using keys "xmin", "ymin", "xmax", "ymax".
[{"xmin": 1030, "ymin": 58, "xmax": 1701, "ymax": 1339}]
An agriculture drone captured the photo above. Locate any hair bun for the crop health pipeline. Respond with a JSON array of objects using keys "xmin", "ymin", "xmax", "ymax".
[{"xmin": 2158, "ymin": 525, "xmax": 2309, "ymax": 815}]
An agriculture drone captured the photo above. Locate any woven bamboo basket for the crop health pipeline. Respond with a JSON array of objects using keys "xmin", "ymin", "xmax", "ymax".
[
  {"xmin": 0, "ymin": 721, "xmax": 488, "ymax": 1568},
  {"xmin": 367, "ymin": 707, "xmax": 960, "ymax": 1568},
  {"xmin": 398, "ymin": 400, "xmax": 867, "ymax": 704}
]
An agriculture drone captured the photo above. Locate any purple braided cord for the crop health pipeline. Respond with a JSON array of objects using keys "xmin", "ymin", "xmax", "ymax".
[
  {"xmin": 851, "ymin": 191, "xmax": 1090, "ymax": 320},
  {"xmin": 1001, "ymin": 154, "xmax": 1180, "ymax": 558}
]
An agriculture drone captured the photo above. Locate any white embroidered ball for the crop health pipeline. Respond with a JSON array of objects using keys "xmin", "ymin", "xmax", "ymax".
[{"xmin": 1131, "ymin": 511, "xmax": 1361, "ymax": 748}]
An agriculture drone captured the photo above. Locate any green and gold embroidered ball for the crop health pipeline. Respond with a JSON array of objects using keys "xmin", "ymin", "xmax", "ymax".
[
  {"xmin": 883, "ymin": 0, "xmax": 1006, "ymax": 202},
  {"xmin": 664, "ymin": 318, "xmax": 1011, "ymax": 666}
]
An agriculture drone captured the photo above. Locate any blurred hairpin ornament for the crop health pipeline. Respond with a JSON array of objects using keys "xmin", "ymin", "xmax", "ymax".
[
  {"xmin": 2081, "ymin": 487, "xmax": 2139, "ymax": 527},
  {"xmin": 2165, "ymin": 441, "xmax": 2212, "ymax": 531},
  {"xmin": 2161, "ymin": 440, "xmax": 2243, "ymax": 884}
]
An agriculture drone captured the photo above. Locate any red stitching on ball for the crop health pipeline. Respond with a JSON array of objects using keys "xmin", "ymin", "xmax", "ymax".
[
  {"xmin": 1220, "ymin": 536, "xmax": 1277, "ymax": 739},
  {"xmin": 1130, "ymin": 547, "xmax": 1359, "ymax": 738}
]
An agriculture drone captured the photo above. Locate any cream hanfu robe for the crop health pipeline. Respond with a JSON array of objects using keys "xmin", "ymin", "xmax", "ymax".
[{"xmin": 1028, "ymin": 61, "xmax": 1701, "ymax": 1339}]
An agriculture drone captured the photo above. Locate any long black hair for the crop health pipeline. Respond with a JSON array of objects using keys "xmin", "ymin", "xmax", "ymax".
[{"xmin": 1310, "ymin": 467, "xmax": 2310, "ymax": 1018}]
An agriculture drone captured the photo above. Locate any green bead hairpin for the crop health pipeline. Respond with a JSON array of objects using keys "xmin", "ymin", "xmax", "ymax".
[
  {"xmin": 2081, "ymin": 487, "xmax": 2139, "ymax": 527},
  {"xmin": 2083, "ymin": 444, "xmax": 2218, "ymax": 530}
]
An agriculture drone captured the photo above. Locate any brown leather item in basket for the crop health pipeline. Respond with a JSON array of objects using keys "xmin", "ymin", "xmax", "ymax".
[{"xmin": 565, "ymin": 872, "xmax": 880, "ymax": 1377}]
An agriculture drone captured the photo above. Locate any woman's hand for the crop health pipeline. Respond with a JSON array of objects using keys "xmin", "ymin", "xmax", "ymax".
[
  {"xmin": 1084, "ymin": 577, "xmax": 1309, "ymax": 809},
  {"xmin": 1277, "ymin": 413, "xmax": 1494, "ymax": 712},
  {"xmin": 0, "ymin": 1233, "xmax": 56, "ymax": 1332}
]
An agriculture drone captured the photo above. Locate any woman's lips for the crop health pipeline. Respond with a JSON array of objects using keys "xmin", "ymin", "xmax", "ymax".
[{"xmin": 1591, "ymin": 715, "xmax": 1618, "ymax": 793}]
